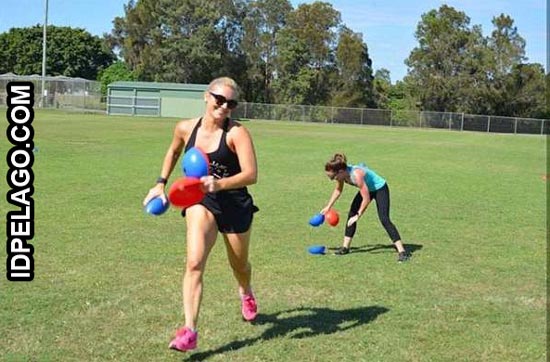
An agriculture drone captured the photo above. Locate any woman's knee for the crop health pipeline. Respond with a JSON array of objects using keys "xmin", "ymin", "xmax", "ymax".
[{"xmin": 185, "ymin": 257, "xmax": 207, "ymax": 274}]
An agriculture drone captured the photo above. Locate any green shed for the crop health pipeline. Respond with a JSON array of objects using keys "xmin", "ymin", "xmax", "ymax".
[{"xmin": 107, "ymin": 81, "xmax": 208, "ymax": 118}]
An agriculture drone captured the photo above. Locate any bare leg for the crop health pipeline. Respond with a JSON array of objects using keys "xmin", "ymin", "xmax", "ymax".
[
  {"xmin": 393, "ymin": 240, "xmax": 406, "ymax": 253},
  {"xmin": 342, "ymin": 236, "xmax": 352, "ymax": 249},
  {"xmin": 183, "ymin": 205, "xmax": 218, "ymax": 330},
  {"xmin": 223, "ymin": 227, "xmax": 253, "ymax": 296}
]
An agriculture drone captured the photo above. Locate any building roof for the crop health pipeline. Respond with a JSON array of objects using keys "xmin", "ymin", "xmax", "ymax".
[
  {"xmin": 108, "ymin": 81, "xmax": 208, "ymax": 91},
  {"xmin": 0, "ymin": 73, "xmax": 96, "ymax": 82}
]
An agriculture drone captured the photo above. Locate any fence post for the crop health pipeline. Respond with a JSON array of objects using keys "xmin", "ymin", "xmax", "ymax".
[
  {"xmin": 390, "ymin": 110, "xmax": 393, "ymax": 127},
  {"xmin": 132, "ymin": 89, "xmax": 137, "ymax": 116},
  {"xmin": 541, "ymin": 120, "xmax": 545, "ymax": 135},
  {"xmin": 360, "ymin": 108, "xmax": 364, "ymax": 125},
  {"xmin": 461, "ymin": 113, "xmax": 464, "ymax": 131},
  {"xmin": 418, "ymin": 111, "xmax": 422, "ymax": 128},
  {"xmin": 487, "ymin": 116, "xmax": 491, "ymax": 132},
  {"xmin": 449, "ymin": 115, "xmax": 451, "ymax": 130},
  {"xmin": 514, "ymin": 118, "xmax": 518, "ymax": 134}
]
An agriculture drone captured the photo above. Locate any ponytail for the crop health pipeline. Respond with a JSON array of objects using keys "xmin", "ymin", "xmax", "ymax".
[{"xmin": 325, "ymin": 153, "xmax": 348, "ymax": 172}]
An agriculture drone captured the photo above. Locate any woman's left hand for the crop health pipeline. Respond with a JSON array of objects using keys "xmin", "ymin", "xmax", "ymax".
[{"xmin": 347, "ymin": 214, "xmax": 359, "ymax": 227}]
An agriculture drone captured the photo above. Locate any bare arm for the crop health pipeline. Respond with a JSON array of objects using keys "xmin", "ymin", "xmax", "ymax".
[
  {"xmin": 142, "ymin": 120, "xmax": 188, "ymax": 205},
  {"xmin": 321, "ymin": 180, "xmax": 344, "ymax": 214},
  {"xmin": 347, "ymin": 168, "xmax": 371, "ymax": 226},
  {"xmin": 158, "ymin": 122, "xmax": 187, "ymax": 180},
  {"xmin": 354, "ymin": 169, "xmax": 371, "ymax": 216}
]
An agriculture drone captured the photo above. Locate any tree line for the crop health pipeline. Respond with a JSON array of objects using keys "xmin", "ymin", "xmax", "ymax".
[{"xmin": 0, "ymin": 1, "xmax": 547, "ymax": 119}]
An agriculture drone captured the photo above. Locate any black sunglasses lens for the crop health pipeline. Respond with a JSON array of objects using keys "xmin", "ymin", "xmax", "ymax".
[
  {"xmin": 210, "ymin": 92, "xmax": 238, "ymax": 109},
  {"xmin": 211, "ymin": 93, "xmax": 224, "ymax": 106}
]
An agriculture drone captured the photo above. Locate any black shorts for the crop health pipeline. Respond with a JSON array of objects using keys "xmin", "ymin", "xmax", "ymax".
[{"xmin": 182, "ymin": 188, "xmax": 259, "ymax": 233}]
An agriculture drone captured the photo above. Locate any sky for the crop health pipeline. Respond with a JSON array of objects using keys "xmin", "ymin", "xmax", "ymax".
[{"xmin": 0, "ymin": 0, "xmax": 546, "ymax": 83}]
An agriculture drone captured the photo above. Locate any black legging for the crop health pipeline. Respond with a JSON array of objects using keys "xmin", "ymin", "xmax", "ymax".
[{"xmin": 345, "ymin": 183, "xmax": 401, "ymax": 242}]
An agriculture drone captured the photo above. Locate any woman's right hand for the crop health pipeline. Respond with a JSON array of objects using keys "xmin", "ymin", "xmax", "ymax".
[
  {"xmin": 320, "ymin": 206, "xmax": 331, "ymax": 215},
  {"xmin": 200, "ymin": 175, "xmax": 219, "ymax": 193},
  {"xmin": 142, "ymin": 183, "xmax": 167, "ymax": 206}
]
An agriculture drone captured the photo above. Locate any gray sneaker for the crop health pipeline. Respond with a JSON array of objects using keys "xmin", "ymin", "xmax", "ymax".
[
  {"xmin": 334, "ymin": 247, "xmax": 350, "ymax": 255},
  {"xmin": 398, "ymin": 251, "xmax": 411, "ymax": 262}
]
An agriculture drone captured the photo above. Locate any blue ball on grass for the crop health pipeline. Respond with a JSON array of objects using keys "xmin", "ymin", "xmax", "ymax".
[{"xmin": 307, "ymin": 245, "xmax": 326, "ymax": 255}]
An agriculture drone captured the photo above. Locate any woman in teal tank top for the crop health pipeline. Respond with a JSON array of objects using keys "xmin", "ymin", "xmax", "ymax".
[{"xmin": 321, "ymin": 153, "xmax": 410, "ymax": 262}]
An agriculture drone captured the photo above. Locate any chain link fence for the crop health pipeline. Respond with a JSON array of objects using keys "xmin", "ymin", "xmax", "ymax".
[
  {"xmin": 1, "ymin": 75, "xmax": 547, "ymax": 135},
  {"xmin": 0, "ymin": 73, "xmax": 104, "ymax": 111},
  {"xmin": 233, "ymin": 102, "xmax": 549, "ymax": 135}
]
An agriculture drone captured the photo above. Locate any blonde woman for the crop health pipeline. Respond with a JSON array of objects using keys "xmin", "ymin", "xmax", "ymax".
[{"xmin": 143, "ymin": 77, "xmax": 259, "ymax": 352}]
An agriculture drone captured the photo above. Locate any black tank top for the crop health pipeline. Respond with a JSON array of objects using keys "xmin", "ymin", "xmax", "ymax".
[{"xmin": 185, "ymin": 118, "xmax": 242, "ymax": 179}]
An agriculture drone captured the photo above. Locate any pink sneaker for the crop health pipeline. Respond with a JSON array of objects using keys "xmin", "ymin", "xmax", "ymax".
[
  {"xmin": 169, "ymin": 327, "xmax": 197, "ymax": 352},
  {"xmin": 241, "ymin": 293, "xmax": 258, "ymax": 321}
]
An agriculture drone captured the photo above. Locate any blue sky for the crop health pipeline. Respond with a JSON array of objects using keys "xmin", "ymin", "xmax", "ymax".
[{"xmin": 0, "ymin": 0, "xmax": 546, "ymax": 82}]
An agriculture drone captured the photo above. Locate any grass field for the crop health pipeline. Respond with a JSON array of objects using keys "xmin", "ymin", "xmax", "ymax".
[{"xmin": 1, "ymin": 109, "xmax": 546, "ymax": 361}]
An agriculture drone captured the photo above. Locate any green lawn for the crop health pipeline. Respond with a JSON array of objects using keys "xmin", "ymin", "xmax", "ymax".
[{"xmin": 0, "ymin": 109, "xmax": 546, "ymax": 361}]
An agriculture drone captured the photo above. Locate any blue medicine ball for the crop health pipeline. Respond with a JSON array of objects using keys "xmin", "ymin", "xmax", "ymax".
[
  {"xmin": 182, "ymin": 147, "xmax": 209, "ymax": 178},
  {"xmin": 308, "ymin": 213, "xmax": 325, "ymax": 227},
  {"xmin": 308, "ymin": 245, "xmax": 326, "ymax": 255},
  {"xmin": 145, "ymin": 196, "xmax": 170, "ymax": 216}
]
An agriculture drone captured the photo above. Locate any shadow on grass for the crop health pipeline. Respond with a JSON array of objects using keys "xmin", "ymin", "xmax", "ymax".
[
  {"xmin": 327, "ymin": 242, "xmax": 423, "ymax": 256},
  {"xmin": 183, "ymin": 305, "xmax": 389, "ymax": 361}
]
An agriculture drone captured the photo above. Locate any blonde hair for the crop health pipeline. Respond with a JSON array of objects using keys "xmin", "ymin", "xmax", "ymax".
[
  {"xmin": 325, "ymin": 153, "xmax": 347, "ymax": 172},
  {"xmin": 207, "ymin": 77, "xmax": 240, "ymax": 99}
]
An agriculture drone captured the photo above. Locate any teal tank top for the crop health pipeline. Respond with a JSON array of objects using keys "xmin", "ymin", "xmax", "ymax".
[{"xmin": 347, "ymin": 163, "xmax": 386, "ymax": 191}]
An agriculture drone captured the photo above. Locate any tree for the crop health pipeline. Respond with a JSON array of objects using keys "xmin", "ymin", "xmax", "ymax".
[
  {"xmin": 485, "ymin": 14, "xmax": 528, "ymax": 115},
  {"xmin": 405, "ymin": 6, "xmax": 545, "ymax": 117},
  {"xmin": 106, "ymin": 0, "xmax": 246, "ymax": 84},
  {"xmin": 372, "ymin": 68, "xmax": 391, "ymax": 109},
  {"xmin": 0, "ymin": 25, "xmax": 114, "ymax": 79},
  {"xmin": 273, "ymin": 1, "xmax": 341, "ymax": 104},
  {"xmin": 405, "ymin": 5, "xmax": 480, "ymax": 112},
  {"xmin": 504, "ymin": 63, "xmax": 546, "ymax": 118},
  {"xmin": 271, "ymin": 28, "xmax": 314, "ymax": 104},
  {"xmin": 98, "ymin": 61, "xmax": 137, "ymax": 96},
  {"xmin": 487, "ymin": 14, "xmax": 526, "ymax": 75},
  {"xmin": 241, "ymin": 0, "xmax": 292, "ymax": 103},
  {"xmin": 387, "ymin": 77, "xmax": 419, "ymax": 111},
  {"xmin": 286, "ymin": 2, "xmax": 340, "ymax": 69},
  {"xmin": 331, "ymin": 26, "xmax": 375, "ymax": 108}
]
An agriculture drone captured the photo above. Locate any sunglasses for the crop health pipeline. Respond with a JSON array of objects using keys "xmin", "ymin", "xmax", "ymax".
[{"xmin": 209, "ymin": 92, "xmax": 238, "ymax": 110}]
